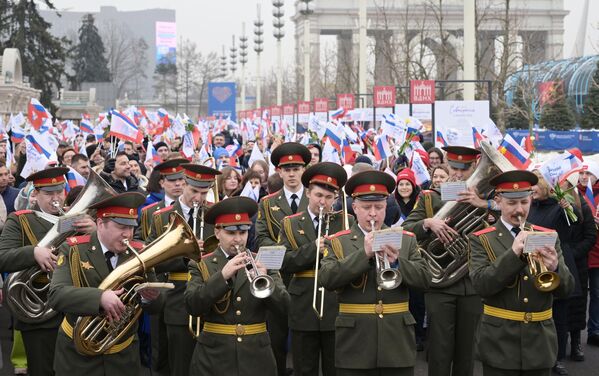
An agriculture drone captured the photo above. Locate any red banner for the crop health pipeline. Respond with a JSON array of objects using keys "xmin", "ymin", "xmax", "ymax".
[
  {"xmin": 337, "ymin": 93, "xmax": 355, "ymax": 110},
  {"xmin": 283, "ymin": 104, "xmax": 295, "ymax": 115},
  {"xmin": 297, "ymin": 101, "xmax": 311, "ymax": 114},
  {"xmin": 410, "ymin": 80, "xmax": 435, "ymax": 104},
  {"xmin": 373, "ymin": 86, "xmax": 396, "ymax": 107},
  {"xmin": 271, "ymin": 106, "xmax": 282, "ymax": 117},
  {"xmin": 314, "ymin": 98, "xmax": 329, "ymax": 113}
]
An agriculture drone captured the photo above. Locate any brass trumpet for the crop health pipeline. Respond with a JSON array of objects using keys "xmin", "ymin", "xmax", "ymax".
[
  {"xmin": 370, "ymin": 220, "xmax": 402, "ymax": 290},
  {"xmin": 52, "ymin": 200, "xmax": 66, "ymax": 215},
  {"xmin": 518, "ymin": 216, "xmax": 560, "ymax": 292},
  {"xmin": 239, "ymin": 245, "xmax": 274, "ymax": 299},
  {"xmin": 312, "ymin": 206, "xmax": 330, "ymax": 319}
]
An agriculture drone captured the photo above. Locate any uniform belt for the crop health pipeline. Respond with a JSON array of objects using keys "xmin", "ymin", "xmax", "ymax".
[
  {"xmin": 203, "ymin": 322, "xmax": 267, "ymax": 336},
  {"xmin": 61, "ymin": 318, "xmax": 134, "ymax": 354},
  {"xmin": 293, "ymin": 270, "xmax": 315, "ymax": 278},
  {"xmin": 339, "ymin": 302, "xmax": 409, "ymax": 315},
  {"xmin": 483, "ymin": 305, "xmax": 552, "ymax": 323},
  {"xmin": 168, "ymin": 272, "xmax": 190, "ymax": 281}
]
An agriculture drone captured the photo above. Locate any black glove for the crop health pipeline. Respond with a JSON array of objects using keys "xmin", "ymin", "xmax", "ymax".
[{"xmin": 103, "ymin": 158, "xmax": 116, "ymax": 173}]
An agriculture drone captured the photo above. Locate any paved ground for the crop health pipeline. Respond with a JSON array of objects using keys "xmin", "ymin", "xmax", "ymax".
[{"xmin": 0, "ymin": 305, "xmax": 597, "ymax": 375}]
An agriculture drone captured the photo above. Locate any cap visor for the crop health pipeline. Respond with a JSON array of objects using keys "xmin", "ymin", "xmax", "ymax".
[
  {"xmin": 354, "ymin": 194, "xmax": 388, "ymax": 202},
  {"xmin": 38, "ymin": 184, "xmax": 66, "ymax": 192},
  {"xmin": 165, "ymin": 172, "xmax": 184, "ymax": 181},
  {"xmin": 222, "ymin": 224, "xmax": 252, "ymax": 231},
  {"xmin": 110, "ymin": 217, "xmax": 138, "ymax": 227},
  {"xmin": 185, "ymin": 178, "xmax": 214, "ymax": 188},
  {"xmin": 498, "ymin": 191, "xmax": 533, "ymax": 199},
  {"xmin": 447, "ymin": 161, "xmax": 473, "ymax": 170}
]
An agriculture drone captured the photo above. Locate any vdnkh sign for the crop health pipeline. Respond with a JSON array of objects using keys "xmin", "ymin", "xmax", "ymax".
[
  {"xmin": 373, "ymin": 86, "xmax": 395, "ymax": 107},
  {"xmin": 410, "ymin": 80, "xmax": 435, "ymax": 104}
]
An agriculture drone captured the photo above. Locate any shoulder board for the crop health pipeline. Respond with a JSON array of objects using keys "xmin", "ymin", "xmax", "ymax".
[
  {"xmin": 531, "ymin": 225, "xmax": 555, "ymax": 232},
  {"xmin": 14, "ymin": 210, "xmax": 32, "ymax": 216},
  {"xmin": 402, "ymin": 230, "xmax": 415, "ymax": 237},
  {"xmin": 155, "ymin": 205, "xmax": 174, "ymax": 215},
  {"xmin": 328, "ymin": 229, "xmax": 351, "ymax": 239},
  {"xmin": 128, "ymin": 240, "xmax": 144, "ymax": 250},
  {"xmin": 473, "ymin": 227, "xmax": 496, "ymax": 236},
  {"xmin": 264, "ymin": 190, "xmax": 281, "ymax": 200},
  {"xmin": 142, "ymin": 202, "xmax": 160, "ymax": 212},
  {"xmin": 67, "ymin": 235, "xmax": 91, "ymax": 246},
  {"xmin": 201, "ymin": 252, "xmax": 215, "ymax": 260},
  {"xmin": 285, "ymin": 212, "xmax": 303, "ymax": 220}
]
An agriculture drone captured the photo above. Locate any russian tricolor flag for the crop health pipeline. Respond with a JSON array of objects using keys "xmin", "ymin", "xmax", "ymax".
[
  {"xmin": 436, "ymin": 130, "xmax": 448, "ymax": 147},
  {"xmin": 324, "ymin": 125, "xmax": 342, "ymax": 152},
  {"xmin": 331, "ymin": 107, "xmax": 346, "ymax": 120},
  {"xmin": 374, "ymin": 136, "xmax": 391, "ymax": 161},
  {"xmin": 109, "ymin": 111, "xmax": 143, "ymax": 143},
  {"xmin": 498, "ymin": 134, "xmax": 531, "ymax": 169},
  {"xmin": 585, "ymin": 179, "xmax": 596, "ymax": 216},
  {"xmin": 11, "ymin": 128, "xmax": 25, "ymax": 143},
  {"xmin": 25, "ymin": 134, "xmax": 52, "ymax": 158},
  {"xmin": 80, "ymin": 118, "xmax": 94, "ymax": 133},
  {"xmin": 65, "ymin": 167, "xmax": 87, "ymax": 191},
  {"xmin": 145, "ymin": 141, "xmax": 161, "ymax": 166},
  {"xmin": 28, "ymin": 98, "xmax": 50, "ymax": 130},
  {"xmin": 472, "ymin": 127, "xmax": 485, "ymax": 148}
]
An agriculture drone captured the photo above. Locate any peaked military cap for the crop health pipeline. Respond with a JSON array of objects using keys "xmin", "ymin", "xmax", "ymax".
[
  {"xmin": 205, "ymin": 196, "xmax": 258, "ymax": 231},
  {"xmin": 345, "ymin": 170, "xmax": 395, "ymax": 201},
  {"xmin": 155, "ymin": 158, "xmax": 189, "ymax": 181},
  {"xmin": 181, "ymin": 163, "xmax": 221, "ymax": 188},
  {"xmin": 301, "ymin": 162, "xmax": 348, "ymax": 191},
  {"xmin": 26, "ymin": 167, "xmax": 69, "ymax": 192},
  {"xmin": 490, "ymin": 170, "xmax": 538, "ymax": 199},
  {"xmin": 90, "ymin": 192, "xmax": 146, "ymax": 226},
  {"xmin": 271, "ymin": 142, "xmax": 311, "ymax": 168},
  {"xmin": 442, "ymin": 146, "xmax": 481, "ymax": 169}
]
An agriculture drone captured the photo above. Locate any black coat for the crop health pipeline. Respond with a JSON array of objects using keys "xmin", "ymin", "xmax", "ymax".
[{"xmin": 100, "ymin": 171, "xmax": 143, "ymax": 194}]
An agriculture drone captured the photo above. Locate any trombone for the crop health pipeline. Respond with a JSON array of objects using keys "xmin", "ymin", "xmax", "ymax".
[
  {"xmin": 312, "ymin": 206, "xmax": 331, "ymax": 319},
  {"xmin": 188, "ymin": 201, "xmax": 203, "ymax": 338},
  {"xmin": 518, "ymin": 216, "xmax": 560, "ymax": 292},
  {"xmin": 370, "ymin": 220, "xmax": 402, "ymax": 290},
  {"xmin": 238, "ymin": 245, "xmax": 274, "ymax": 299}
]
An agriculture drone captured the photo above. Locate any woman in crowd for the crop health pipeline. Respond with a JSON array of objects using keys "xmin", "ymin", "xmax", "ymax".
[
  {"xmin": 251, "ymin": 159, "xmax": 270, "ymax": 194},
  {"xmin": 129, "ymin": 158, "xmax": 148, "ymax": 191},
  {"xmin": 217, "ymin": 166, "xmax": 242, "ymax": 200},
  {"xmin": 430, "ymin": 165, "xmax": 450, "ymax": 188},
  {"xmin": 232, "ymin": 170, "xmax": 265, "ymax": 201},
  {"xmin": 428, "ymin": 147, "xmax": 444, "ymax": 168}
]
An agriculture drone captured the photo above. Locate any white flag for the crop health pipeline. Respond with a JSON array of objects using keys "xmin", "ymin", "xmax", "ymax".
[
  {"xmin": 248, "ymin": 142, "xmax": 266, "ymax": 167},
  {"xmin": 411, "ymin": 151, "xmax": 431, "ymax": 185},
  {"xmin": 321, "ymin": 138, "xmax": 341, "ymax": 164},
  {"xmin": 240, "ymin": 181, "xmax": 260, "ymax": 202}
]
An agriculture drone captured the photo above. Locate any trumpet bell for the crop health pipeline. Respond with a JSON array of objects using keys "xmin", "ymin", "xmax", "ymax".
[
  {"xmin": 377, "ymin": 269, "xmax": 402, "ymax": 290},
  {"xmin": 535, "ymin": 271, "xmax": 560, "ymax": 292},
  {"xmin": 250, "ymin": 275, "xmax": 275, "ymax": 299}
]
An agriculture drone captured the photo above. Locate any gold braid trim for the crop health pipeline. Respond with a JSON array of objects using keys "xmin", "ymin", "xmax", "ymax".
[
  {"xmin": 424, "ymin": 192, "xmax": 434, "ymax": 219},
  {"xmin": 197, "ymin": 260, "xmax": 210, "ymax": 281},
  {"xmin": 140, "ymin": 210, "xmax": 149, "ymax": 240},
  {"xmin": 153, "ymin": 212, "xmax": 164, "ymax": 237},
  {"xmin": 196, "ymin": 260, "xmax": 231, "ymax": 314},
  {"xmin": 283, "ymin": 217, "xmax": 299, "ymax": 250},
  {"xmin": 479, "ymin": 234, "xmax": 496, "ymax": 262},
  {"xmin": 331, "ymin": 237, "xmax": 344, "ymax": 259},
  {"xmin": 18, "ymin": 215, "xmax": 38, "ymax": 246},
  {"xmin": 262, "ymin": 199, "xmax": 278, "ymax": 241},
  {"xmin": 68, "ymin": 246, "xmax": 91, "ymax": 288}
]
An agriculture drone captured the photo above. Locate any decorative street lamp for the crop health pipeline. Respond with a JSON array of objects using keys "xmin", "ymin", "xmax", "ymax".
[
  {"xmin": 299, "ymin": 0, "xmax": 314, "ymax": 101},
  {"xmin": 220, "ymin": 45, "xmax": 228, "ymax": 80},
  {"xmin": 239, "ymin": 23, "xmax": 249, "ymax": 110},
  {"xmin": 272, "ymin": 0, "xmax": 285, "ymax": 106},
  {"xmin": 230, "ymin": 35, "xmax": 237, "ymax": 77},
  {"xmin": 254, "ymin": 4, "xmax": 264, "ymax": 108}
]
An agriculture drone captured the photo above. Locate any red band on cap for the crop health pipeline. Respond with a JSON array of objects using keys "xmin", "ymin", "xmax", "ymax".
[
  {"xmin": 278, "ymin": 154, "xmax": 305, "ymax": 166},
  {"xmin": 446, "ymin": 152, "xmax": 477, "ymax": 163},
  {"xmin": 184, "ymin": 170, "xmax": 217, "ymax": 181},
  {"xmin": 159, "ymin": 165, "xmax": 183, "ymax": 175},
  {"xmin": 496, "ymin": 181, "xmax": 533, "ymax": 192},
  {"xmin": 34, "ymin": 176, "xmax": 66, "ymax": 187},
  {"xmin": 97, "ymin": 206, "xmax": 138, "ymax": 220},
  {"xmin": 352, "ymin": 183, "xmax": 389, "ymax": 197},
  {"xmin": 310, "ymin": 174, "xmax": 338, "ymax": 188},
  {"xmin": 215, "ymin": 212, "xmax": 251, "ymax": 226}
]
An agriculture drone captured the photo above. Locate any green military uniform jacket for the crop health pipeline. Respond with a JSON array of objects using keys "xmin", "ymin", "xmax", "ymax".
[
  {"xmin": 0, "ymin": 208, "xmax": 62, "ymax": 331},
  {"xmin": 402, "ymin": 189, "xmax": 477, "ymax": 295},
  {"xmin": 468, "ymin": 220, "xmax": 574, "ymax": 370},
  {"xmin": 147, "ymin": 200, "xmax": 214, "ymax": 326},
  {"xmin": 279, "ymin": 210, "xmax": 354, "ymax": 331},
  {"xmin": 138, "ymin": 200, "xmax": 164, "ymax": 241},
  {"xmin": 255, "ymin": 189, "xmax": 308, "ymax": 249},
  {"xmin": 48, "ymin": 233, "xmax": 164, "ymax": 375},
  {"xmin": 319, "ymin": 223, "xmax": 430, "ymax": 369},
  {"xmin": 184, "ymin": 249, "xmax": 290, "ymax": 375}
]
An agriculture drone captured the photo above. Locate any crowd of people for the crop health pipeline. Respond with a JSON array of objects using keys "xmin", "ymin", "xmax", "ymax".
[{"xmin": 0, "ymin": 126, "xmax": 597, "ymax": 376}]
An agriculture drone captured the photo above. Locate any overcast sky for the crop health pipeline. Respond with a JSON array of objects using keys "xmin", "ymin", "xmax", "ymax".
[{"xmin": 47, "ymin": 0, "xmax": 599, "ymax": 73}]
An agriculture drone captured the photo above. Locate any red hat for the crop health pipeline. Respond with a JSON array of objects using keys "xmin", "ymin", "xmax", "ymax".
[
  {"xmin": 411, "ymin": 149, "xmax": 430, "ymax": 168},
  {"xmin": 396, "ymin": 168, "xmax": 416, "ymax": 188}
]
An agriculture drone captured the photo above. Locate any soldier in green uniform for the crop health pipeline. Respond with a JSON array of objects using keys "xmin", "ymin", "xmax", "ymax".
[
  {"xmin": 48, "ymin": 192, "xmax": 164, "ymax": 375},
  {"xmin": 0, "ymin": 167, "xmax": 96, "ymax": 376},
  {"xmin": 255, "ymin": 142, "xmax": 311, "ymax": 375},
  {"xmin": 139, "ymin": 158, "xmax": 188, "ymax": 240},
  {"xmin": 319, "ymin": 170, "xmax": 430, "ymax": 376},
  {"xmin": 184, "ymin": 196, "xmax": 290, "ymax": 375},
  {"xmin": 469, "ymin": 170, "xmax": 575, "ymax": 376},
  {"xmin": 279, "ymin": 162, "xmax": 353, "ymax": 376},
  {"xmin": 147, "ymin": 163, "xmax": 220, "ymax": 376},
  {"xmin": 402, "ymin": 146, "xmax": 488, "ymax": 376}
]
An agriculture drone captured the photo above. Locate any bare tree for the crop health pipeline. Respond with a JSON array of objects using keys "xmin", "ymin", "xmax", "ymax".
[
  {"xmin": 195, "ymin": 51, "xmax": 221, "ymax": 114},
  {"xmin": 177, "ymin": 38, "xmax": 199, "ymax": 114}
]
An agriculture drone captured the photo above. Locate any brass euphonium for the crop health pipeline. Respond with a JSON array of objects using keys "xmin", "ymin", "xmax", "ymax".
[
  {"xmin": 371, "ymin": 220, "xmax": 402, "ymax": 290},
  {"xmin": 73, "ymin": 213, "xmax": 200, "ymax": 356},
  {"xmin": 518, "ymin": 216, "xmax": 560, "ymax": 292},
  {"xmin": 4, "ymin": 169, "xmax": 117, "ymax": 323},
  {"xmin": 421, "ymin": 141, "xmax": 514, "ymax": 287}
]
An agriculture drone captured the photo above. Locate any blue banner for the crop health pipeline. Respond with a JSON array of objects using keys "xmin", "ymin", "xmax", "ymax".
[
  {"xmin": 506, "ymin": 129, "xmax": 599, "ymax": 153},
  {"xmin": 208, "ymin": 82, "xmax": 236, "ymax": 122}
]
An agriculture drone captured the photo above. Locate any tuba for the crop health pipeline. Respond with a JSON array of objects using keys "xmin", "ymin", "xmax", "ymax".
[
  {"xmin": 4, "ymin": 169, "xmax": 117, "ymax": 323},
  {"xmin": 73, "ymin": 213, "xmax": 200, "ymax": 356},
  {"xmin": 421, "ymin": 141, "xmax": 514, "ymax": 287}
]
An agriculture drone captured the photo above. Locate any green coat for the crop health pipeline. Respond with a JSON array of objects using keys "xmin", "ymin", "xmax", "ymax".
[
  {"xmin": 255, "ymin": 189, "xmax": 308, "ymax": 249},
  {"xmin": 48, "ymin": 233, "xmax": 163, "ymax": 375},
  {"xmin": 402, "ymin": 189, "xmax": 477, "ymax": 295},
  {"xmin": 468, "ymin": 220, "xmax": 574, "ymax": 370},
  {"xmin": 184, "ymin": 249, "xmax": 290, "ymax": 375},
  {"xmin": 279, "ymin": 210, "xmax": 354, "ymax": 331},
  {"xmin": 138, "ymin": 200, "xmax": 164, "ymax": 241},
  {"xmin": 147, "ymin": 200, "xmax": 214, "ymax": 326},
  {"xmin": 319, "ymin": 224, "xmax": 430, "ymax": 369},
  {"xmin": 0, "ymin": 209, "xmax": 62, "ymax": 331}
]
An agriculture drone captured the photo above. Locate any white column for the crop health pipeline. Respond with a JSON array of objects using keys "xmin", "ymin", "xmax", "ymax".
[
  {"xmin": 463, "ymin": 0, "xmax": 476, "ymax": 100},
  {"xmin": 358, "ymin": 0, "xmax": 367, "ymax": 99},
  {"xmin": 303, "ymin": 17, "xmax": 311, "ymax": 101}
]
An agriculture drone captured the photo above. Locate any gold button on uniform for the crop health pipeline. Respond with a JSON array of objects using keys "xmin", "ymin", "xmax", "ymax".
[
  {"xmin": 523, "ymin": 298, "xmax": 529, "ymax": 303},
  {"xmin": 377, "ymin": 286, "xmax": 382, "ymax": 291},
  {"xmin": 237, "ymin": 337, "xmax": 242, "ymax": 342},
  {"xmin": 523, "ymin": 276, "xmax": 529, "ymax": 281},
  {"xmin": 236, "ymin": 297, "xmax": 242, "ymax": 302},
  {"xmin": 236, "ymin": 310, "xmax": 241, "ymax": 316}
]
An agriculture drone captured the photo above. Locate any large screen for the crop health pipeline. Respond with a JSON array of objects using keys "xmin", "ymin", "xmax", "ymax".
[{"xmin": 156, "ymin": 21, "xmax": 177, "ymax": 65}]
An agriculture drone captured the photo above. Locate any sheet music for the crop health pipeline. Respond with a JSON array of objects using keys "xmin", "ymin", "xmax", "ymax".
[
  {"xmin": 372, "ymin": 228, "xmax": 403, "ymax": 253},
  {"xmin": 57, "ymin": 213, "xmax": 87, "ymax": 234},
  {"xmin": 134, "ymin": 282, "xmax": 175, "ymax": 292},
  {"xmin": 256, "ymin": 246, "xmax": 286, "ymax": 270},
  {"xmin": 440, "ymin": 181, "xmax": 468, "ymax": 201},
  {"xmin": 523, "ymin": 232, "xmax": 558, "ymax": 254}
]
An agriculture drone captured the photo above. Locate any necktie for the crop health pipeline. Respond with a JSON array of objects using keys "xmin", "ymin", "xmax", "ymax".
[
  {"xmin": 188, "ymin": 207, "xmax": 195, "ymax": 230},
  {"xmin": 290, "ymin": 194, "xmax": 298, "ymax": 214},
  {"xmin": 512, "ymin": 227, "xmax": 521, "ymax": 236},
  {"xmin": 314, "ymin": 217, "xmax": 320, "ymax": 232},
  {"xmin": 105, "ymin": 251, "xmax": 115, "ymax": 272}
]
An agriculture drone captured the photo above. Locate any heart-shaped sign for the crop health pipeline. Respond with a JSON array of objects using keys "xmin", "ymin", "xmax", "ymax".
[{"xmin": 212, "ymin": 86, "xmax": 232, "ymax": 103}]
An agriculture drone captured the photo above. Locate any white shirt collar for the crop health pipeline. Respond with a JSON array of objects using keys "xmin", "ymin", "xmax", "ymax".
[
  {"xmin": 500, "ymin": 216, "xmax": 517, "ymax": 237},
  {"xmin": 99, "ymin": 240, "xmax": 117, "ymax": 268},
  {"xmin": 307, "ymin": 207, "xmax": 319, "ymax": 223},
  {"xmin": 179, "ymin": 197, "xmax": 192, "ymax": 219},
  {"xmin": 165, "ymin": 194, "xmax": 176, "ymax": 207},
  {"xmin": 284, "ymin": 186, "xmax": 304, "ymax": 205},
  {"xmin": 358, "ymin": 223, "xmax": 370, "ymax": 236},
  {"xmin": 220, "ymin": 246, "xmax": 232, "ymax": 259}
]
